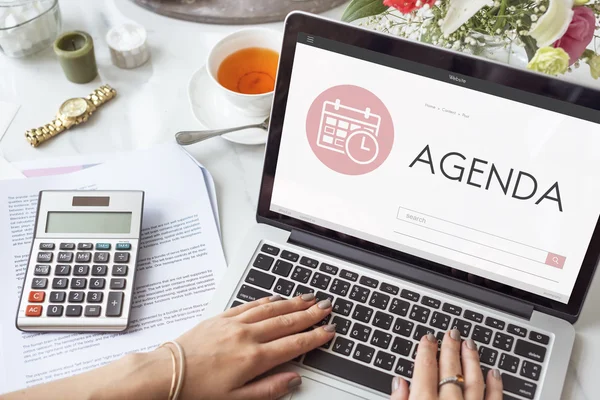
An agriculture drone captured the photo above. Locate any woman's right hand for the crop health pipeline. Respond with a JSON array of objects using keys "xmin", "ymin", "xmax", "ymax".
[{"xmin": 390, "ymin": 329, "xmax": 504, "ymax": 400}]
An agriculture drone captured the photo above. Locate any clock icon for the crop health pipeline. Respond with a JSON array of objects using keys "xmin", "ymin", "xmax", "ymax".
[{"xmin": 345, "ymin": 130, "xmax": 379, "ymax": 165}]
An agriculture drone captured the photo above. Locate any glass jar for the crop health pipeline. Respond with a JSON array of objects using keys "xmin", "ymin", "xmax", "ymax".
[{"xmin": 0, "ymin": 0, "xmax": 62, "ymax": 58}]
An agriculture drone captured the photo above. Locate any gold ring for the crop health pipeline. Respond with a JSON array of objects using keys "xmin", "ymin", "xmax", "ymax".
[{"xmin": 438, "ymin": 374, "xmax": 465, "ymax": 390}]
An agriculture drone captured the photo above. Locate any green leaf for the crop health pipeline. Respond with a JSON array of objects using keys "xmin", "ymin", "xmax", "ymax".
[{"xmin": 341, "ymin": 0, "xmax": 388, "ymax": 23}]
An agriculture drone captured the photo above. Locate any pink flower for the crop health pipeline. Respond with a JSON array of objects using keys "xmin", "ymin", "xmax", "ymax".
[{"xmin": 553, "ymin": 6, "xmax": 596, "ymax": 65}]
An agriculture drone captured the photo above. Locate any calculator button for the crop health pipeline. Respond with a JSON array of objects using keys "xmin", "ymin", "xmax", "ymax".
[
  {"xmin": 106, "ymin": 292, "xmax": 124, "ymax": 317},
  {"xmin": 34, "ymin": 265, "xmax": 50, "ymax": 275},
  {"xmin": 55, "ymin": 265, "xmax": 71, "ymax": 276},
  {"xmin": 37, "ymin": 252, "xmax": 53, "ymax": 262},
  {"xmin": 85, "ymin": 305, "xmax": 102, "ymax": 317},
  {"xmin": 74, "ymin": 265, "xmax": 90, "ymax": 276},
  {"xmin": 94, "ymin": 252, "xmax": 110, "ymax": 263},
  {"xmin": 110, "ymin": 278, "xmax": 126, "ymax": 290},
  {"xmin": 47, "ymin": 305, "xmax": 63, "ymax": 317},
  {"xmin": 116, "ymin": 243, "xmax": 131, "ymax": 250},
  {"xmin": 78, "ymin": 243, "xmax": 93, "ymax": 250},
  {"xmin": 87, "ymin": 291, "xmax": 103, "ymax": 303},
  {"xmin": 52, "ymin": 278, "xmax": 68, "ymax": 289},
  {"xmin": 112, "ymin": 265, "xmax": 128, "ymax": 276},
  {"xmin": 96, "ymin": 243, "xmax": 111, "ymax": 250},
  {"xmin": 76, "ymin": 252, "xmax": 92, "ymax": 263},
  {"xmin": 32, "ymin": 278, "xmax": 48, "ymax": 289},
  {"xmin": 114, "ymin": 252, "xmax": 130, "ymax": 263},
  {"xmin": 28, "ymin": 291, "xmax": 45, "ymax": 302},
  {"xmin": 71, "ymin": 278, "xmax": 87, "ymax": 289},
  {"xmin": 92, "ymin": 265, "xmax": 108, "ymax": 276},
  {"xmin": 66, "ymin": 305, "xmax": 82, "ymax": 317},
  {"xmin": 60, "ymin": 243, "xmax": 76, "ymax": 250},
  {"xmin": 68, "ymin": 291, "xmax": 85, "ymax": 303},
  {"xmin": 25, "ymin": 305, "xmax": 43, "ymax": 317},
  {"xmin": 90, "ymin": 278, "xmax": 105, "ymax": 289},
  {"xmin": 39, "ymin": 243, "xmax": 55, "ymax": 250},
  {"xmin": 57, "ymin": 252, "xmax": 74, "ymax": 263},
  {"xmin": 50, "ymin": 291, "xmax": 66, "ymax": 303}
]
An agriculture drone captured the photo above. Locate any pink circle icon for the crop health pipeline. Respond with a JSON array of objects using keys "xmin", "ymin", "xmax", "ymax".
[{"xmin": 306, "ymin": 85, "xmax": 394, "ymax": 175}]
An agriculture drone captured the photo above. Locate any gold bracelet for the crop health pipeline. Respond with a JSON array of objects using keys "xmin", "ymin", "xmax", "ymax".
[
  {"xmin": 25, "ymin": 119, "xmax": 66, "ymax": 147},
  {"xmin": 160, "ymin": 344, "xmax": 177, "ymax": 400},
  {"xmin": 159, "ymin": 340, "xmax": 186, "ymax": 400},
  {"xmin": 87, "ymin": 84, "xmax": 117, "ymax": 106}
]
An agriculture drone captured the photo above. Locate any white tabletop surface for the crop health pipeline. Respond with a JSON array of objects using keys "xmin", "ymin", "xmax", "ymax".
[{"xmin": 0, "ymin": 1, "xmax": 598, "ymax": 399}]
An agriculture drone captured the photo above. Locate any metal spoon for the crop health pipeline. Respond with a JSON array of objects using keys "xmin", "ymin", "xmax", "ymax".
[{"xmin": 175, "ymin": 117, "xmax": 269, "ymax": 146}]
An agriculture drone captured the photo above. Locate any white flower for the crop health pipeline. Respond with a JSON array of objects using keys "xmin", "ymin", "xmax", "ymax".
[
  {"xmin": 529, "ymin": 0, "xmax": 574, "ymax": 47},
  {"xmin": 441, "ymin": 0, "xmax": 493, "ymax": 35}
]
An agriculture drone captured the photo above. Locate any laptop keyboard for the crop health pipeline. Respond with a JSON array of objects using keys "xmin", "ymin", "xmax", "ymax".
[{"xmin": 232, "ymin": 243, "xmax": 551, "ymax": 399}]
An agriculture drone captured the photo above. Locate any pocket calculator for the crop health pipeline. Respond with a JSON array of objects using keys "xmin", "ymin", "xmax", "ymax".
[{"xmin": 16, "ymin": 190, "xmax": 144, "ymax": 332}]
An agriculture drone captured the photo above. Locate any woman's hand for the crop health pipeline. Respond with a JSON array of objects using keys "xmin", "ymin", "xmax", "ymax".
[{"xmin": 390, "ymin": 330, "xmax": 503, "ymax": 400}]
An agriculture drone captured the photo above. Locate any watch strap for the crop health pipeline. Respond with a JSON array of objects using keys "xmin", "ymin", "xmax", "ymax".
[
  {"xmin": 87, "ymin": 84, "xmax": 117, "ymax": 107},
  {"xmin": 25, "ymin": 119, "xmax": 67, "ymax": 148}
]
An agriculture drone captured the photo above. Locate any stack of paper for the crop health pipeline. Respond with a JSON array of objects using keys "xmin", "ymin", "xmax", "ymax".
[{"xmin": 0, "ymin": 143, "xmax": 227, "ymax": 393}]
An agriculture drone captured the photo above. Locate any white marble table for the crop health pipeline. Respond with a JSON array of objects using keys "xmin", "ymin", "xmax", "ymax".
[{"xmin": 0, "ymin": 1, "xmax": 598, "ymax": 398}]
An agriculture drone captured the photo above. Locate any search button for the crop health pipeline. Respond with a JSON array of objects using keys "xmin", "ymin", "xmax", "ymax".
[{"xmin": 545, "ymin": 253, "xmax": 566, "ymax": 269}]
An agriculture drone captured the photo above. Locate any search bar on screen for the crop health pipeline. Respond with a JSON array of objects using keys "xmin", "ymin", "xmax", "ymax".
[{"xmin": 395, "ymin": 207, "xmax": 566, "ymax": 273}]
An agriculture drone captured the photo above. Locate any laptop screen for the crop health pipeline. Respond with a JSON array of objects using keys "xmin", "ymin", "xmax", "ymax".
[{"xmin": 269, "ymin": 33, "xmax": 600, "ymax": 305}]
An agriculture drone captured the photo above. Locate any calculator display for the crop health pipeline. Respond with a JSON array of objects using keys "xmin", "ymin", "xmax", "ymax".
[{"xmin": 46, "ymin": 212, "xmax": 132, "ymax": 234}]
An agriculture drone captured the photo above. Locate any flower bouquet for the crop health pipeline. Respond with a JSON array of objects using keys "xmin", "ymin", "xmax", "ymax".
[{"xmin": 341, "ymin": 0, "xmax": 600, "ymax": 79}]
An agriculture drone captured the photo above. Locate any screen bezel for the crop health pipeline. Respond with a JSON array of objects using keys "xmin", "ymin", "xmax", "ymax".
[{"xmin": 257, "ymin": 12, "xmax": 600, "ymax": 320}]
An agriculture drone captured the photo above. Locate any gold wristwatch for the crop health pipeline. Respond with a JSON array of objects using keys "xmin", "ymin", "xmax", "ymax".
[{"xmin": 25, "ymin": 84, "xmax": 117, "ymax": 147}]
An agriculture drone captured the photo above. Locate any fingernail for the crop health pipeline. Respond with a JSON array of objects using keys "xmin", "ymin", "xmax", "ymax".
[
  {"xmin": 324, "ymin": 323, "xmax": 336, "ymax": 332},
  {"xmin": 492, "ymin": 369, "xmax": 501, "ymax": 380},
  {"xmin": 391, "ymin": 376, "xmax": 402, "ymax": 392},
  {"xmin": 288, "ymin": 376, "xmax": 302, "ymax": 389},
  {"xmin": 318, "ymin": 299, "xmax": 332, "ymax": 309},
  {"xmin": 426, "ymin": 333, "xmax": 436, "ymax": 343},
  {"xmin": 466, "ymin": 339, "xmax": 477, "ymax": 350},
  {"xmin": 450, "ymin": 328, "xmax": 461, "ymax": 341},
  {"xmin": 301, "ymin": 293, "xmax": 315, "ymax": 301},
  {"xmin": 269, "ymin": 295, "xmax": 282, "ymax": 302}
]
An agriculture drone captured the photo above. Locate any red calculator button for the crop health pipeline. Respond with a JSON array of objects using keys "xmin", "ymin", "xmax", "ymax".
[
  {"xmin": 29, "ymin": 291, "xmax": 45, "ymax": 302},
  {"xmin": 25, "ymin": 305, "xmax": 43, "ymax": 316}
]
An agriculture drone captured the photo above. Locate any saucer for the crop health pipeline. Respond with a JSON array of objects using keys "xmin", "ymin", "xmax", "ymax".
[{"xmin": 188, "ymin": 65, "xmax": 268, "ymax": 145}]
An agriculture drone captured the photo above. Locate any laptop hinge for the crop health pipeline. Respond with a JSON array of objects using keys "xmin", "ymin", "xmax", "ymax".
[{"xmin": 288, "ymin": 229, "xmax": 534, "ymax": 320}]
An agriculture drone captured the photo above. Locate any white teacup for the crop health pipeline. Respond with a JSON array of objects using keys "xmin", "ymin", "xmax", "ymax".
[{"xmin": 207, "ymin": 28, "xmax": 282, "ymax": 117}]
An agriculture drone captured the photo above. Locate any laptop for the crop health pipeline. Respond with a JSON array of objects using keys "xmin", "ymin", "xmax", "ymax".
[{"xmin": 206, "ymin": 11, "xmax": 600, "ymax": 400}]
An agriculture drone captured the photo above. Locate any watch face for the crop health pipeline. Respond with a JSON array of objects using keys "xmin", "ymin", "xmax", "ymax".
[{"xmin": 59, "ymin": 98, "xmax": 88, "ymax": 118}]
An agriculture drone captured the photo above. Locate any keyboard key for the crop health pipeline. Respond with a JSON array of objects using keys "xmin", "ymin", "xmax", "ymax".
[
  {"xmin": 330, "ymin": 279, "xmax": 351, "ymax": 296},
  {"xmin": 66, "ymin": 305, "xmax": 82, "ymax": 317},
  {"xmin": 521, "ymin": 360, "xmax": 542, "ymax": 381},
  {"xmin": 353, "ymin": 343, "xmax": 375, "ymax": 363},
  {"xmin": 291, "ymin": 266, "xmax": 312, "ymax": 284},
  {"xmin": 481, "ymin": 365, "xmax": 491, "ymax": 380},
  {"xmin": 333, "ymin": 298, "xmax": 353, "ymax": 317},
  {"xmin": 430, "ymin": 311, "xmax": 451, "ymax": 330},
  {"xmin": 116, "ymin": 243, "xmax": 131, "ymax": 251},
  {"xmin": 472, "ymin": 325, "xmax": 493, "ymax": 344},
  {"xmin": 350, "ymin": 323, "xmax": 372, "ymax": 342},
  {"xmin": 451, "ymin": 318, "xmax": 472, "ymax": 337},
  {"xmin": 39, "ymin": 243, "xmax": 55, "ymax": 250},
  {"xmin": 373, "ymin": 311, "xmax": 393, "ymax": 330},
  {"xmin": 478, "ymin": 346, "xmax": 498, "ymax": 366},
  {"xmin": 409, "ymin": 305, "xmax": 430, "ymax": 324},
  {"xmin": 304, "ymin": 350, "xmax": 393, "ymax": 394},
  {"xmin": 507, "ymin": 324, "xmax": 527, "ymax": 338},
  {"xmin": 110, "ymin": 278, "xmax": 126, "ymax": 290},
  {"xmin": 395, "ymin": 358, "xmax": 414, "ymax": 379},
  {"xmin": 60, "ymin": 243, "xmax": 76, "ymax": 250},
  {"xmin": 493, "ymin": 332, "xmax": 515, "ymax": 352},
  {"xmin": 85, "ymin": 305, "xmax": 102, "ymax": 317},
  {"xmin": 369, "ymin": 292, "xmax": 390, "ymax": 310},
  {"xmin": 393, "ymin": 318, "xmax": 414, "ymax": 337},
  {"xmin": 499, "ymin": 353, "xmax": 520, "ymax": 373},
  {"xmin": 352, "ymin": 304, "xmax": 374, "ymax": 323},
  {"xmin": 310, "ymin": 273, "xmax": 331, "ymax": 290},
  {"xmin": 231, "ymin": 301, "xmax": 243, "ymax": 308},
  {"xmin": 75, "ymin": 252, "xmax": 92, "ymax": 263},
  {"xmin": 273, "ymin": 278, "xmax": 294, "ymax": 296},
  {"xmin": 320, "ymin": 263, "xmax": 339, "ymax": 275},
  {"xmin": 371, "ymin": 330, "xmax": 392, "ymax": 349},
  {"xmin": 464, "ymin": 310, "xmax": 484, "ymax": 323},
  {"xmin": 374, "ymin": 351, "xmax": 396, "ymax": 371},
  {"xmin": 57, "ymin": 252, "xmax": 74, "ymax": 263},
  {"xmin": 37, "ymin": 252, "xmax": 53, "ymax": 262},
  {"xmin": 49, "ymin": 291, "xmax": 66, "ymax": 303},
  {"xmin": 485, "ymin": 316, "xmax": 505, "ymax": 330},
  {"xmin": 55, "ymin": 265, "xmax": 71, "ymax": 276},
  {"xmin": 391, "ymin": 337, "xmax": 413, "ymax": 357},
  {"xmin": 502, "ymin": 373, "xmax": 537, "ymax": 399},
  {"xmin": 74, "ymin": 265, "xmax": 90, "ymax": 276},
  {"xmin": 340, "ymin": 269, "xmax": 358, "ymax": 282},
  {"xmin": 260, "ymin": 243, "xmax": 279, "ymax": 256},
  {"xmin": 92, "ymin": 265, "xmax": 108, "ymax": 276},
  {"xmin": 272, "ymin": 260, "xmax": 293, "ymax": 277},
  {"xmin": 94, "ymin": 252, "xmax": 110, "ymax": 263},
  {"xmin": 379, "ymin": 282, "xmax": 399, "ymax": 295},
  {"xmin": 401, "ymin": 289, "xmax": 420, "ymax": 302},
  {"xmin": 514, "ymin": 339, "xmax": 546, "ymax": 363},
  {"xmin": 106, "ymin": 292, "xmax": 124, "ymax": 317},
  {"xmin": 300, "ymin": 256, "xmax": 318, "ymax": 268},
  {"xmin": 412, "ymin": 344, "xmax": 419, "ymax": 360},
  {"xmin": 114, "ymin": 252, "xmax": 130, "ymax": 263},
  {"xmin": 96, "ymin": 243, "xmax": 111, "ymax": 250},
  {"xmin": 78, "ymin": 243, "xmax": 93, "ymax": 250},
  {"xmin": 237, "ymin": 284, "xmax": 271, "ymax": 302},
  {"xmin": 421, "ymin": 296, "xmax": 440, "ymax": 309},
  {"xmin": 317, "ymin": 314, "xmax": 332, "ymax": 327},
  {"xmin": 315, "ymin": 291, "xmax": 334, "ymax": 302},
  {"xmin": 47, "ymin": 305, "xmax": 63, "ymax": 317},
  {"xmin": 332, "ymin": 316, "xmax": 352, "ymax": 335},
  {"xmin": 281, "ymin": 250, "xmax": 299, "ymax": 262},
  {"xmin": 293, "ymin": 285, "xmax": 314, "ymax": 297},
  {"xmin": 25, "ymin": 305, "xmax": 42, "ymax": 317},
  {"xmin": 71, "ymin": 278, "xmax": 87, "ymax": 289},
  {"xmin": 442, "ymin": 303, "xmax": 462, "ymax": 316},
  {"xmin": 389, "ymin": 298, "xmax": 410, "ymax": 317},
  {"xmin": 34, "ymin": 265, "xmax": 50, "ymax": 275},
  {"xmin": 245, "ymin": 269, "xmax": 275, "ymax": 290},
  {"xmin": 87, "ymin": 291, "xmax": 103, "ymax": 303},
  {"xmin": 112, "ymin": 265, "xmax": 128, "ymax": 276},
  {"xmin": 90, "ymin": 278, "xmax": 105, "ymax": 289},
  {"xmin": 350, "ymin": 285, "xmax": 371, "ymax": 303},
  {"xmin": 436, "ymin": 331, "xmax": 445, "ymax": 348},
  {"xmin": 252, "ymin": 254, "xmax": 274, "ymax": 271},
  {"xmin": 529, "ymin": 331, "xmax": 550, "ymax": 345},
  {"xmin": 52, "ymin": 278, "xmax": 68, "ymax": 289},
  {"xmin": 413, "ymin": 325, "xmax": 435, "ymax": 341},
  {"xmin": 28, "ymin": 291, "xmax": 45, "ymax": 302},
  {"xmin": 359, "ymin": 276, "xmax": 379, "ymax": 288},
  {"xmin": 32, "ymin": 278, "xmax": 48, "ymax": 289},
  {"xmin": 332, "ymin": 337, "xmax": 354, "ymax": 356},
  {"xmin": 68, "ymin": 291, "xmax": 85, "ymax": 303}
]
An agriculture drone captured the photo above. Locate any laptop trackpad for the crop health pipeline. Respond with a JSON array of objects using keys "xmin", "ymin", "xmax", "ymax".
[{"xmin": 286, "ymin": 376, "xmax": 367, "ymax": 400}]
